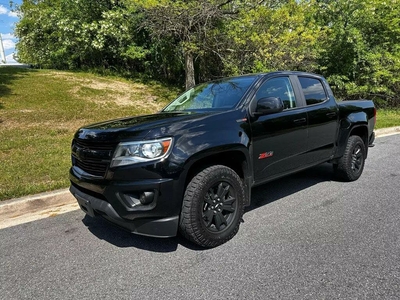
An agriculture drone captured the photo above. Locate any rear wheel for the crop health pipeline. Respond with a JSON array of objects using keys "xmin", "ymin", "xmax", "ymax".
[
  {"xmin": 179, "ymin": 165, "xmax": 245, "ymax": 248},
  {"xmin": 334, "ymin": 135, "xmax": 366, "ymax": 181}
]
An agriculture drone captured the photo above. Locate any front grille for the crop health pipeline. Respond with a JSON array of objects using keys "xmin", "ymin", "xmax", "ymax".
[
  {"xmin": 74, "ymin": 139, "xmax": 117, "ymax": 151},
  {"xmin": 74, "ymin": 158, "xmax": 109, "ymax": 177},
  {"xmin": 72, "ymin": 139, "xmax": 117, "ymax": 177}
]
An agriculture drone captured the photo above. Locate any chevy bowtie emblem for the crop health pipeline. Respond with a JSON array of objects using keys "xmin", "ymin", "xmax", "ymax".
[{"xmin": 259, "ymin": 151, "xmax": 274, "ymax": 159}]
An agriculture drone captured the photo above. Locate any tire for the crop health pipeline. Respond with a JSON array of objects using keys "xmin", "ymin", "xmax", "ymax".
[
  {"xmin": 179, "ymin": 165, "xmax": 245, "ymax": 248},
  {"xmin": 334, "ymin": 135, "xmax": 366, "ymax": 182}
]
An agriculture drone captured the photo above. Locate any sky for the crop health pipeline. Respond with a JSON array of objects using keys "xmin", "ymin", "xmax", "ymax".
[{"xmin": 0, "ymin": 0, "xmax": 21, "ymax": 63}]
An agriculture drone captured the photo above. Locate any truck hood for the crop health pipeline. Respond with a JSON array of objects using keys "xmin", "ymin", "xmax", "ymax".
[{"xmin": 74, "ymin": 111, "xmax": 215, "ymax": 142}]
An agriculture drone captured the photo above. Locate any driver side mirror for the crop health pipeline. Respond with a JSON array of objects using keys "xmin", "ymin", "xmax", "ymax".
[{"xmin": 254, "ymin": 97, "xmax": 284, "ymax": 115}]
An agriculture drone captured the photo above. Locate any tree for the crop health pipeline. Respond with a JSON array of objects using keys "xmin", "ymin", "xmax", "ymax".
[
  {"xmin": 222, "ymin": 0, "xmax": 321, "ymax": 75},
  {"xmin": 15, "ymin": 0, "xmax": 141, "ymax": 71},
  {"xmin": 125, "ymin": 0, "xmax": 235, "ymax": 89},
  {"xmin": 313, "ymin": 0, "xmax": 400, "ymax": 107}
]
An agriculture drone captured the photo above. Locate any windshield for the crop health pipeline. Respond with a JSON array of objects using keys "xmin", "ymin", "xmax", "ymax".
[{"xmin": 163, "ymin": 76, "xmax": 257, "ymax": 112}]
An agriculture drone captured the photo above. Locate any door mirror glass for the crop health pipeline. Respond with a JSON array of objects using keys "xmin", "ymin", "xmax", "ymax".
[{"xmin": 255, "ymin": 97, "xmax": 284, "ymax": 115}]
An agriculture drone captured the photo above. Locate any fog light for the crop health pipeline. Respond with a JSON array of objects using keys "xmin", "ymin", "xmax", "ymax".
[
  {"xmin": 140, "ymin": 191, "xmax": 155, "ymax": 205},
  {"xmin": 126, "ymin": 195, "xmax": 141, "ymax": 207}
]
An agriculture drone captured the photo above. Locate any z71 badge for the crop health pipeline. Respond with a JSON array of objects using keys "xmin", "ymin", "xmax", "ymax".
[{"xmin": 259, "ymin": 151, "xmax": 274, "ymax": 159}]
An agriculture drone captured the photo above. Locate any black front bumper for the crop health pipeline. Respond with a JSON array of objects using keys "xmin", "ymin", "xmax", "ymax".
[
  {"xmin": 71, "ymin": 185, "xmax": 179, "ymax": 237},
  {"xmin": 69, "ymin": 167, "xmax": 182, "ymax": 238}
]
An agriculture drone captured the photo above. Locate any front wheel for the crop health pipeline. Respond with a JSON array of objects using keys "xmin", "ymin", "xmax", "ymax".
[
  {"xmin": 334, "ymin": 135, "xmax": 366, "ymax": 181},
  {"xmin": 179, "ymin": 165, "xmax": 245, "ymax": 248}
]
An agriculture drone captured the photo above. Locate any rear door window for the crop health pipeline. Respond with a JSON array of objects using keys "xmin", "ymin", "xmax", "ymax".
[{"xmin": 298, "ymin": 77, "xmax": 327, "ymax": 106}]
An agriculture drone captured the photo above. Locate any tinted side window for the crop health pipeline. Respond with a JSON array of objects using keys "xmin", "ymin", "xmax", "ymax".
[
  {"xmin": 298, "ymin": 77, "xmax": 327, "ymax": 105},
  {"xmin": 256, "ymin": 77, "xmax": 296, "ymax": 109}
]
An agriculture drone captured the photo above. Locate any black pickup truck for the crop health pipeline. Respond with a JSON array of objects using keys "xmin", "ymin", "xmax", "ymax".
[{"xmin": 70, "ymin": 71, "xmax": 375, "ymax": 247}]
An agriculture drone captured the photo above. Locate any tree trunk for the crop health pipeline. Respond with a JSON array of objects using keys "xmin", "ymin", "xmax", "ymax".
[{"xmin": 184, "ymin": 51, "xmax": 195, "ymax": 90}]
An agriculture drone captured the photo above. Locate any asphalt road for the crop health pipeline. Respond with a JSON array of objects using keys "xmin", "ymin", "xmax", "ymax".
[{"xmin": 1, "ymin": 134, "xmax": 399, "ymax": 300}]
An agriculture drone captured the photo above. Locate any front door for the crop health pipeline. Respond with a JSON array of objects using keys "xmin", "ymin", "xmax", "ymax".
[{"xmin": 250, "ymin": 76, "xmax": 308, "ymax": 183}]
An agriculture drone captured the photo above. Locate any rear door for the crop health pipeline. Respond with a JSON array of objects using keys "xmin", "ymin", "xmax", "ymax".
[
  {"xmin": 250, "ymin": 75, "xmax": 308, "ymax": 183},
  {"xmin": 295, "ymin": 76, "xmax": 339, "ymax": 163}
]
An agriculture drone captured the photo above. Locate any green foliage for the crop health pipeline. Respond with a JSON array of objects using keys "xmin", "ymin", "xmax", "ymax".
[
  {"xmin": 223, "ymin": 0, "xmax": 321, "ymax": 74},
  {"xmin": 124, "ymin": 0, "xmax": 230, "ymax": 88},
  {"xmin": 314, "ymin": 0, "xmax": 400, "ymax": 107},
  {"xmin": 15, "ymin": 0, "xmax": 143, "ymax": 70},
  {"xmin": 13, "ymin": 0, "xmax": 400, "ymax": 107}
]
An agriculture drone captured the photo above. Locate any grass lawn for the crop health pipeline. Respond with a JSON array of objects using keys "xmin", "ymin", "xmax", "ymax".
[
  {"xmin": 0, "ymin": 67, "xmax": 179, "ymax": 201},
  {"xmin": 375, "ymin": 108, "xmax": 400, "ymax": 129},
  {"xmin": 0, "ymin": 67, "xmax": 399, "ymax": 201}
]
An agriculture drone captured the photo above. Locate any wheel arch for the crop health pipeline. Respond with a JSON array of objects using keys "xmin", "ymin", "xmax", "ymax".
[
  {"xmin": 349, "ymin": 125, "xmax": 369, "ymax": 148},
  {"xmin": 335, "ymin": 123, "xmax": 369, "ymax": 160},
  {"xmin": 183, "ymin": 148, "xmax": 253, "ymax": 206}
]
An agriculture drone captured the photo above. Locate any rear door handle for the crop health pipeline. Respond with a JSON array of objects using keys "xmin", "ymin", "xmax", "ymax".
[{"xmin": 293, "ymin": 118, "xmax": 306, "ymax": 124}]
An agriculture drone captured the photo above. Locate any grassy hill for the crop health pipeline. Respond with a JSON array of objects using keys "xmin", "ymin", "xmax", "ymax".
[{"xmin": 0, "ymin": 67, "xmax": 179, "ymax": 201}]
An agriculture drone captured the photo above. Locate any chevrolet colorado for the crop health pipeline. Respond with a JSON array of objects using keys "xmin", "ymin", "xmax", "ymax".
[{"xmin": 70, "ymin": 71, "xmax": 376, "ymax": 247}]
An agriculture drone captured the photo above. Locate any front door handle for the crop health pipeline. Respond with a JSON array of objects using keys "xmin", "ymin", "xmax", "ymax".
[
  {"xmin": 293, "ymin": 118, "xmax": 306, "ymax": 124},
  {"xmin": 326, "ymin": 112, "xmax": 337, "ymax": 118}
]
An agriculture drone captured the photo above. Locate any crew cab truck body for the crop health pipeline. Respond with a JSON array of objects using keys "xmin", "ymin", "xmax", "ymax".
[{"xmin": 70, "ymin": 71, "xmax": 376, "ymax": 247}]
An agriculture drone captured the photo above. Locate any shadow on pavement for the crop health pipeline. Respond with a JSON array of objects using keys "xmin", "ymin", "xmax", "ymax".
[
  {"xmin": 246, "ymin": 163, "xmax": 335, "ymax": 212},
  {"xmin": 81, "ymin": 215, "xmax": 205, "ymax": 253},
  {"xmin": 81, "ymin": 163, "xmax": 335, "ymax": 252}
]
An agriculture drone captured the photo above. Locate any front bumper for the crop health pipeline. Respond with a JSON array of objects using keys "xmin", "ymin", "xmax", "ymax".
[{"xmin": 69, "ymin": 167, "xmax": 182, "ymax": 238}]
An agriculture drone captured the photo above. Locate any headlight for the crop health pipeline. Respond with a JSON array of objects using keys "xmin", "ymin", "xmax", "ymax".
[{"xmin": 111, "ymin": 138, "xmax": 173, "ymax": 167}]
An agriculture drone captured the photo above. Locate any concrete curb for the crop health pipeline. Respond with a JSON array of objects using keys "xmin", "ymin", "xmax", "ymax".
[
  {"xmin": 0, "ymin": 188, "xmax": 76, "ymax": 220},
  {"xmin": 375, "ymin": 126, "xmax": 400, "ymax": 137},
  {"xmin": 0, "ymin": 126, "xmax": 399, "ymax": 222}
]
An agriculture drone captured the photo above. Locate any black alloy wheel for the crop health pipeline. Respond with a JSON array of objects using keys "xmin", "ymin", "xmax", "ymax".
[
  {"xmin": 202, "ymin": 181, "xmax": 238, "ymax": 233},
  {"xmin": 350, "ymin": 143, "xmax": 364, "ymax": 173}
]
